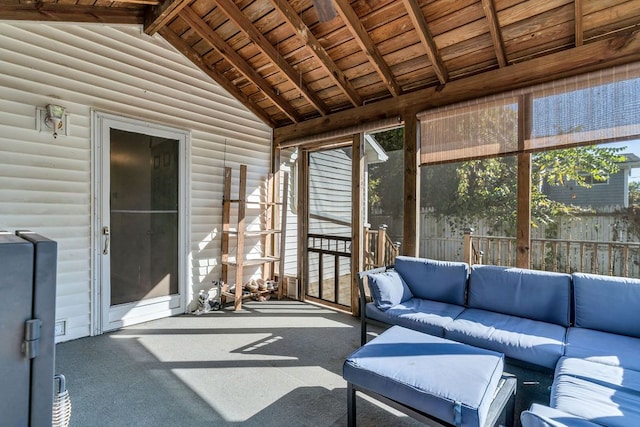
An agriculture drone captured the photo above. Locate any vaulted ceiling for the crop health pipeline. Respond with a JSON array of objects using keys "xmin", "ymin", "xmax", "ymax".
[{"xmin": 2, "ymin": 0, "xmax": 640, "ymax": 144}]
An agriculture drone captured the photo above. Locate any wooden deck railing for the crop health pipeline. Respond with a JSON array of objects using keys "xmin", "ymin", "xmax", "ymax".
[
  {"xmin": 463, "ymin": 231, "xmax": 640, "ymax": 278},
  {"xmin": 364, "ymin": 225, "xmax": 401, "ymax": 270}
]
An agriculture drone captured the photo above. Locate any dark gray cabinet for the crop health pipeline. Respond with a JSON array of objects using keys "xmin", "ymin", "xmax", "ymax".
[{"xmin": 0, "ymin": 231, "xmax": 57, "ymax": 427}]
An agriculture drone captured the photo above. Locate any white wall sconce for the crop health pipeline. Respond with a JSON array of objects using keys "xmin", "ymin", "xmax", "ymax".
[{"xmin": 36, "ymin": 104, "xmax": 69, "ymax": 138}]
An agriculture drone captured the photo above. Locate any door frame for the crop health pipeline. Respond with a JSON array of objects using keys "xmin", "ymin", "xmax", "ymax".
[{"xmin": 91, "ymin": 111, "xmax": 191, "ymax": 335}]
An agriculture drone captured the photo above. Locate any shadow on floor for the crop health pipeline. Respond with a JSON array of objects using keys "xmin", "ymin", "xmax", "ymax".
[{"xmin": 56, "ymin": 300, "xmax": 548, "ymax": 426}]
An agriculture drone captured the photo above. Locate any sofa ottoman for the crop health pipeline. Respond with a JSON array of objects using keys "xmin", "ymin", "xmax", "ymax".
[{"xmin": 343, "ymin": 325, "xmax": 516, "ymax": 427}]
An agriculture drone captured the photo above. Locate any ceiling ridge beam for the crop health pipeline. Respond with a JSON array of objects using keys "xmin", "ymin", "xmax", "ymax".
[
  {"xmin": 144, "ymin": 0, "xmax": 191, "ymax": 36},
  {"xmin": 159, "ymin": 26, "xmax": 275, "ymax": 127},
  {"xmin": 401, "ymin": 0, "xmax": 448, "ymax": 85},
  {"xmin": 575, "ymin": 0, "xmax": 584, "ymax": 46},
  {"xmin": 212, "ymin": 0, "xmax": 330, "ymax": 117},
  {"xmin": 481, "ymin": 0, "xmax": 508, "ymax": 68},
  {"xmin": 274, "ymin": 28, "xmax": 640, "ymax": 145},
  {"xmin": 181, "ymin": 6, "xmax": 301, "ymax": 124},
  {"xmin": 270, "ymin": 0, "xmax": 362, "ymax": 107},
  {"xmin": 0, "ymin": 3, "xmax": 143, "ymax": 24},
  {"xmin": 333, "ymin": 0, "xmax": 402, "ymax": 97}
]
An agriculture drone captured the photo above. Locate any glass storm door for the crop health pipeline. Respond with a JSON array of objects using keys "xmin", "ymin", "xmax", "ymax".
[{"xmin": 97, "ymin": 115, "xmax": 186, "ymax": 332}]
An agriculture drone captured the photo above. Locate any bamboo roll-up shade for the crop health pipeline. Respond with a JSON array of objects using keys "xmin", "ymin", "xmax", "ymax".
[
  {"xmin": 418, "ymin": 62, "xmax": 640, "ymax": 165},
  {"xmin": 527, "ymin": 63, "xmax": 640, "ymax": 151},
  {"xmin": 419, "ymin": 97, "xmax": 520, "ymax": 164}
]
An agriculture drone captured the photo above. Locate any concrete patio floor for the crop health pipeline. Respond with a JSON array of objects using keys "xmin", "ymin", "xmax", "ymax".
[{"xmin": 55, "ymin": 300, "xmax": 551, "ymax": 426}]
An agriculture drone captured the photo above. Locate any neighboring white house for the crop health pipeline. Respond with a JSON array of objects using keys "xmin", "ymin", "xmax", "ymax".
[{"xmin": 0, "ymin": 22, "xmax": 272, "ymax": 342}]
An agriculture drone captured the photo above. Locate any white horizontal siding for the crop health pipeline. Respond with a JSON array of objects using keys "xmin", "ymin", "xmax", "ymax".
[{"xmin": 0, "ymin": 22, "xmax": 271, "ymax": 341}]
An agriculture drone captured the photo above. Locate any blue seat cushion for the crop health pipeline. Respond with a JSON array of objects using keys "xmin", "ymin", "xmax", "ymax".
[
  {"xmin": 572, "ymin": 272, "xmax": 640, "ymax": 338},
  {"xmin": 444, "ymin": 308, "xmax": 566, "ymax": 369},
  {"xmin": 366, "ymin": 269, "xmax": 413, "ymax": 311},
  {"xmin": 551, "ymin": 357, "xmax": 640, "ymax": 427},
  {"xmin": 394, "ymin": 256, "xmax": 468, "ymax": 305},
  {"xmin": 343, "ymin": 326, "xmax": 504, "ymax": 427},
  {"xmin": 521, "ymin": 403, "xmax": 602, "ymax": 427},
  {"xmin": 554, "ymin": 357, "xmax": 640, "ymax": 394},
  {"xmin": 565, "ymin": 327, "xmax": 640, "ymax": 371},
  {"xmin": 365, "ymin": 298, "xmax": 465, "ymax": 337},
  {"xmin": 469, "ymin": 265, "xmax": 571, "ymax": 326}
]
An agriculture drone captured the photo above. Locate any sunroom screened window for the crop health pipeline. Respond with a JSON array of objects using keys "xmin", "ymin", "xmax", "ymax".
[{"xmin": 418, "ymin": 62, "xmax": 640, "ymax": 165}]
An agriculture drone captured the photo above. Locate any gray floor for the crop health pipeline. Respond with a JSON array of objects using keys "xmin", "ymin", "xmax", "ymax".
[
  {"xmin": 56, "ymin": 300, "xmax": 423, "ymax": 426},
  {"xmin": 56, "ymin": 300, "xmax": 551, "ymax": 426}
]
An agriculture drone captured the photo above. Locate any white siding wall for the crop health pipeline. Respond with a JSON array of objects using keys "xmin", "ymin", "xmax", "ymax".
[{"xmin": 0, "ymin": 22, "xmax": 271, "ymax": 341}]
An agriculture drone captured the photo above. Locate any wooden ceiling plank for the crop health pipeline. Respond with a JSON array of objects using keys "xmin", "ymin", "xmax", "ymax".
[
  {"xmin": 144, "ymin": 0, "xmax": 192, "ymax": 35},
  {"xmin": 212, "ymin": 0, "xmax": 330, "ymax": 116},
  {"xmin": 333, "ymin": 0, "xmax": 402, "ymax": 97},
  {"xmin": 181, "ymin": 6, "xmax": 301, "ymax": 123},
  {"xmin": 575, "ymin": 0, "xmax": 584, "ymax": 46},
  {"xmin": 274, "ymin": 28, "xmax": 640, "ymax": 145},
  {"xmin": 481, "ymin": 0, "xmax": 508, "ymax": 67},
  {"xmin": 401, "ymin": 0, "xmax": 448, "ymax": 84},
  {"xmin": 158, "ymin": 26, "xmax": 275, "ymax": 127},
  {"xmin": 270, "ymin": 0, "xmax": 362, "ymax": 107},
  {"xmin": 0, "ymin": 3, "xmax": 143, "ymax": 23}
]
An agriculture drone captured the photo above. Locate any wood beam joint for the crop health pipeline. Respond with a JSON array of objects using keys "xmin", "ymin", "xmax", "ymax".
[
  {"xmin": 144, "ymin": 0, "xmax": 190, "ymax": 35},
  {"xmin": 481, "ymin": 0, "xmax": 508, "ymax": 68},
  {"xmin": 213, "ymin": 0, "xmax": 329, "ymax": 116}
]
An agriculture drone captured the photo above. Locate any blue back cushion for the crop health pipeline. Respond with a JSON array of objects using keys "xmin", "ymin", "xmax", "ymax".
[
  {"xmin": 573, "ymin": 272, "xmax": 640, "ymax": 338},
  {"xmin": 469, "ymin": 265, "xmax": 571, "ymax": 326},
  {"xmin": 394, "ymin": 256, "xmax": 468, "ymax": 306},
  {"xmin": 366, "ymin": 270, "xmax": 413, "ymax": 311}
]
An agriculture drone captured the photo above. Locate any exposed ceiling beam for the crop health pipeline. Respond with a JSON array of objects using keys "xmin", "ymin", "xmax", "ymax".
[
  {"xmin": 0, "ymin": 4, "xmax": 143, "ymax": 24},
  {"xmin": 481, "ymin": 0, "xmax": 508, "ymax": 68},
  {"xmin": 401, "ymin": 0, "xmax": 448, "ymax": 85},
  {"xmin": 270, "ymin": 0, "xmax": 362, "ymax": 107},
  {"xmin": 212, "ymin": 0, "xmax": 329, "ymax": 116},
  {"xmin": 181, "ymin": 7, "xmax": 301, "ymax": 124},
  {"xmin": 144, "ymin": 0, "xmax": 191, "ymax": 35},
  {"xmin": 274, "ymin": 29, "xmax": 640, "ymax": 145},
  {"xmin": 575, "ymin": 0, "xmax": 584, "ymax": 46},
  {"xmin": 333, "ymin": 0, "xmax": 402, "ymax": 97},
  {"xmin": 159, "ymin": 26, "xmax": 275, "ymax": 127}
]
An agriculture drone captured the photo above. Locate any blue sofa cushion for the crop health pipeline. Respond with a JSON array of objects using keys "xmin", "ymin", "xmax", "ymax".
[
  {"xmin": 554, "ymin": 357, "xmax": 640, "ymax": 394},
  {"xmin": 468, "ymin": 265, "xmax": 571, "ymax": 326},
  {"xmin": 444, "ymin": 308, "xmax": 567, "ymax": 369},
  {"xmin": 565, "ymin": 327, "xmax": 640, "ymax": 372},
  {"xmin": 343, "ymin": 325, "xmax": 504, "ymax": 427},
  {"xmin": 572, "ymin": 272, "xmax": 640, "ymax": 338},
  {"xmin": 551, "ymin": 358, "xmax": 640, "ymax": 427},
  {"xmin": 394, "ymin": 256, "xmax": 468, "ymax": 305},
  {"xmin": 366, "ymin": 269, "xmax": 413, "ymax": 311},
  {"xmin": 365, "ymin": 298, "xmax": 465, "ymax": 337},
  {"xmin": 521, "ymin": 404, "xmax": 602, "ymax": 427}
]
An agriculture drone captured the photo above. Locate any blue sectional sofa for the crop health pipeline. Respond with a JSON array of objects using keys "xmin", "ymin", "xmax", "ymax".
[{"xmin": 357, "ymin": 256, "xmax": 640, "ymax": 427}]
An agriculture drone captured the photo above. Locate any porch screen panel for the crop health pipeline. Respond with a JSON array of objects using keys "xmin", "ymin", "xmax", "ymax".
[
  {"xmin": 527, "ymin": 63, "xmax": 640, "ymax": 151},
  {"xmin": 419, "ymin": 97, "xmax": 519, "ymax": 165}
]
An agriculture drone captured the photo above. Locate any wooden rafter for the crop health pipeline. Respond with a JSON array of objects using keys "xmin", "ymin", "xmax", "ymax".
[
  {"xmin": 575, "ymin": 0, "xmax": 584, "ymax": 46},
  {"xmin": 333, "ymin": 0, "xmax": 402, "ymax": 97},
  {"xmin": 481, "ymin": 0, "xmax": 508, "ymax": 68},
  {"xmin": 144, "ymin": 0, "xmax": 191, "ymax": 35},
  {"xmin": 270, "ymin": 0, "xmax": 362, "ymax": 107},
  {"xmin": 0, "ymin": 3, "xmax": 143, "ymax": 24},
  {"xmin": 401, "ymin": 0, "xmax": 448, "ymax": 85},
  {"xmin": 159, "ymin": 26, "xmax": 275, "ymax": 126},
  {"xmin": 181, "ymin": 7, "xmax": 301, "ymax": 123},
  {"xmin": 274, "ymin": 29, "xmax": 640, "ymax": 144},
  {"xmin": 212, "ymin": 0, "xmax": 329, "ymax": 116}
]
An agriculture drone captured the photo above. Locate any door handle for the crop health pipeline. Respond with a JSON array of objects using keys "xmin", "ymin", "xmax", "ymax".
[{"xmin": 102, "ymin": 226, "xmax": 110, "ymax": 255}]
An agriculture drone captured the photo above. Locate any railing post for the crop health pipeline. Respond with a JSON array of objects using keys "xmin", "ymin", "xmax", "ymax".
[
  {"xmin": 463, "ymin": 227, "xmax": 474, "ymax": 265},
  {"xmin": 377, "ymin": 225, "xmax": 387, "ymax": 267}
]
